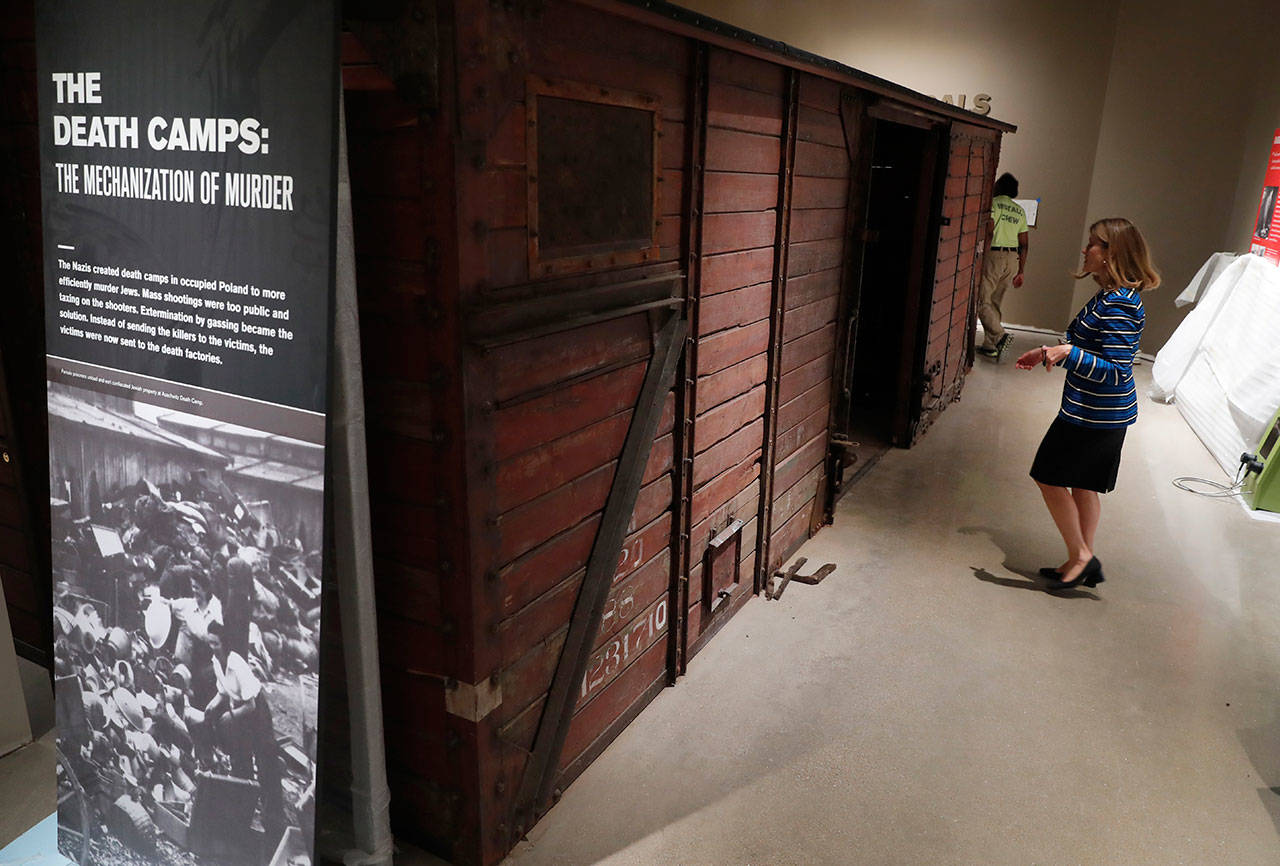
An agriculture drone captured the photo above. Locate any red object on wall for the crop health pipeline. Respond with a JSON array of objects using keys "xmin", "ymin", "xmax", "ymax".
[{"xmin": 1249, "ymin": 128, "xmax": 1280, "ymax": 264}]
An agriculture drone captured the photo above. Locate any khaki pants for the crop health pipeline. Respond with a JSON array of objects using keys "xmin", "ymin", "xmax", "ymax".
[{"xmin": 978, "ymin": 249, "xmax": 1019, "ymax": 349}]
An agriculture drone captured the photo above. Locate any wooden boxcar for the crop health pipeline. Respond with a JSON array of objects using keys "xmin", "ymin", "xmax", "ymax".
[
  {"xmin": 338, "ymin": 1, "xmax": 1010, "ymax": 863},
  {"xmin": 0, "ymin": 1, "xmax": 49, "ymax": 662},
  {"xmin": 0, "ymin": 1, "xmax": 1012, "ymax": 863}
]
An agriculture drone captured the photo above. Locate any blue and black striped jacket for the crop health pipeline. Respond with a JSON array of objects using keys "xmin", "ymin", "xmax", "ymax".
[{"xmin": 1059, "ymin": 286, "xmax": 1145, "ymax": 428}]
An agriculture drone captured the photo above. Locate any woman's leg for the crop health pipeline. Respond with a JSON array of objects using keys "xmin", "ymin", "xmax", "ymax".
[
  {"xmin": 1071, "ymin": 488, "xmax": 1101, "ymax": 552},
  {"xmin": 1037, "ymin": 481, "xmax": 1092, "ymax": 579}
]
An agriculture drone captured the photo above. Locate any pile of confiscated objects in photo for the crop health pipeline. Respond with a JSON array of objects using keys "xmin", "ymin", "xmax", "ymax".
[{"xmin": 52, "ymin": 471, "xmax": 321, "ymax": 866}]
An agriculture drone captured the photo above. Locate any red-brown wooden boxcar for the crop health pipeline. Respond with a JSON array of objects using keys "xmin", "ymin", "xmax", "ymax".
[
  {"xmin": 0, "ymin": 1, "xmax": 1012, "ymax": 864},
  {"xmin": 339, "ymin": 1, "xmax": 1011, "ymax": 863},
  {"xmin": 0, "ymin": 0, "xmax": 51, "ymax": 662}
]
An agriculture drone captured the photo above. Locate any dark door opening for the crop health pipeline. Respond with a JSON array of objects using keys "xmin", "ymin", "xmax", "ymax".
[
  {"xmin": 825, "ymin": 112, "xmax": 942, "ymax": 515},
  {"xmin": 836, "ymin": 119, "xmax": 939, "ymax": 471}
]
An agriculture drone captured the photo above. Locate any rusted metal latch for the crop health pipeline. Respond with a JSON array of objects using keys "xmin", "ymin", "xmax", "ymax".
[
  {"xmin": 766, "ymin": 557, "xmax": 836, "ymax": 601},
  {"xmin": 829, "ymin": 434, "xmax": 860, "ymax": 457}
]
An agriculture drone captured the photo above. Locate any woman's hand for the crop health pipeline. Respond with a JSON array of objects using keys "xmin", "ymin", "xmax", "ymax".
[
  {"xmin": 1044, "ymin": 344, "xmax": 1071, "ymax": 367},
  {"xmin": 1015, "ymin": 344, "xmax": 1071, "ymax": 370},
  {"xmin": 1014, "ymin": 347, "xmax": 1044, "ymax": 369}
]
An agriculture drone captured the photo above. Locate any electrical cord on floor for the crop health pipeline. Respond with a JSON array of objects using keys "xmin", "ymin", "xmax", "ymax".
[{"xmin": 1173, "ymin": 462, "xmax": 1247, "ymax": 497}]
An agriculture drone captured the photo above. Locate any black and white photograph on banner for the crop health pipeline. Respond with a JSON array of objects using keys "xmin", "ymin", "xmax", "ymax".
[{"xmin": 48, "ymin": 381, "xmax": 322, "ymax": 866}]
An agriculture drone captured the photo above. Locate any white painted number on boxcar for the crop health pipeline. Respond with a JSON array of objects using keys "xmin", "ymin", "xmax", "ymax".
[
  {"xmin": 614, "ymin": 536, "xmax": 644, "ymax": 581},
  {"xmin": 580, "ymin": 598, "xmax": 667, "ymax": 702}
]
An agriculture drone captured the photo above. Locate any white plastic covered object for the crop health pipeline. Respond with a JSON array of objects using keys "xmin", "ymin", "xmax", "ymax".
[
  {"xmin": 1149, "ymin": 254, "xmax": 1280, "ymax": 473},
  {"xmin": 1174, "ymin": 251, "xmax": 1237, "ymax": 307}
]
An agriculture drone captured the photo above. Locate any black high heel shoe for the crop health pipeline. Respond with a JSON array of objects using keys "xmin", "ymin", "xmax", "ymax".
[
  {"xmin": 1038, "ymin": 566, "xmax": 1062, "ymax": 578},
  {"xmin": 1085, "ymin": 562, "xmax": 1106, "ymax": 587},
  {"xmin": 1046, "ymin": 557, "xmax": 1102, "ymax": 591}
]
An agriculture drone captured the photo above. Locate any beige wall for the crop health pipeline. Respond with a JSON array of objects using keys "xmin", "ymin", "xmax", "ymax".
[
  {"xmin": 678, "ymin": 0, "xmax": 1118, "ymax": 335},
  {"xmin": 679, "ymin": 0, "xmax": 1280, "ymax": 349},
  {"xmin": 1078, "ymin": 0, "xmax": 1276, "ymax": 349}
]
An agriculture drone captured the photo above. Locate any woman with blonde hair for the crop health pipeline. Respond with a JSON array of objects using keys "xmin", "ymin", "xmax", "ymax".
[{"xmin": 1015, "ymin": 217, "xmax": 1160, "ymax": 590}]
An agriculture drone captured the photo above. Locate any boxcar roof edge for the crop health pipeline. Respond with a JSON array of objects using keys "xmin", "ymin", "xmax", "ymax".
[{"xmin": 581, "ymin": 0, "xmax": 1018, "ymax": 134}]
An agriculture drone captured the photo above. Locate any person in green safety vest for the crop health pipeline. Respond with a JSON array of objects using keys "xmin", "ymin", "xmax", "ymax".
[{"xmin": 977, "ymin": 173, "xmax": 1029, "ymax": 360}]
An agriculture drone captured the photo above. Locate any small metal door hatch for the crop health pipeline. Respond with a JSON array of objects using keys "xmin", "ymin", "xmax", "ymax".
[{"xmin": 702, "ymin": 518, "xmax": 744, "ymax": 617}]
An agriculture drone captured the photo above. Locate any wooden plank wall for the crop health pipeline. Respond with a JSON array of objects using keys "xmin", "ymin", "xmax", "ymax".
[
  {"xmin": 344, "ymin": 3, "xmax": 1002, "ymax": 862},
  {"xmin": 485, "ymin": 0, "xmax": 688, "ymax": 786},
  {"xmin": 915, "ymin": 122, "xmax": 998, "ymax": 441},
  {"xmin": 337, "ymin": 32, "xmax": 470, "ymax": 855},
  {"xmin": 768, "ymin": 74, "xmax": 848, "ymax": 572},
  {"xmin": 447, "ymin": 3, "xmax": 689, "ymax": 861},
  {"xmin": 681, "ymin": 48, "xmax": 783, "ymax": 651},
  {"xmin": 0, "ymin": 0, "xmax": 49, "ymax": 656}
]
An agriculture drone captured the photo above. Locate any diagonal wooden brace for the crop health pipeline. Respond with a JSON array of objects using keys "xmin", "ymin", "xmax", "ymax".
[{"xmin": 511, "ymin": 309, "xmax": 688, "ymax": 836}]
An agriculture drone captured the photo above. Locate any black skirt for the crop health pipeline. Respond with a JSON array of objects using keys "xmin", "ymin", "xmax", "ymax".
[{"xmin": 1029, "ymin": 416, "xmax": 1128, "ymax": 493}]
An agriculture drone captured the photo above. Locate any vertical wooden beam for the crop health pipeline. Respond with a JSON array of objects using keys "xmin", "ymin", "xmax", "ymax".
[
  {"xmin": 669, "ymin": 41, "xmax": 708, "ymax": 680},
  {"xmin": 754, "ymin": 68, "xmax": 799, "ymax": 591},
  {"xmin": 511, "ymin": 309, "xmax": 688, "ymax": 835},
  {"xmin": 822, "ymin": 90, "xmax": 874, "ymax": 522},
  {"xmin": 433, "ymin": 0, "xmax": 501, "ymax": 860}
]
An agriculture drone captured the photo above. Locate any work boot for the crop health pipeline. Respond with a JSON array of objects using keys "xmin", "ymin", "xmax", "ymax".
[{"xmin": 995, "ymin": 333, "xmax": 1014, "ymax": 360}]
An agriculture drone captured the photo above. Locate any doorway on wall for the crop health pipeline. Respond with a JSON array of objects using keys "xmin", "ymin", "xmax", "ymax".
[{"xmin": 833, "ymin": 112, "xmax": 941, "ymax": 490}]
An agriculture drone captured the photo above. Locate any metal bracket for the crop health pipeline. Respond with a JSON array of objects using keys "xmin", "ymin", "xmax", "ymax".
[
  {"xmin": 829, "ymin": 434, "xmax": 860, "ymax": 454},
  {"xmin": 766, "ymin": 557, "xmax": 836, "ymax": 601}
]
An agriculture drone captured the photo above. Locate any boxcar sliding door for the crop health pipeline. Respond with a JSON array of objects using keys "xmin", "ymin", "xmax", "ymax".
[{"xmin": 912, "ymin": 122, "xmax": 1000, "ymax": 441}]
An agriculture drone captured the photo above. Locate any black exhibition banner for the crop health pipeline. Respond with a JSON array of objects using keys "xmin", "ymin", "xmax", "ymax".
[{"xmin": 35, "ymin": 2, "xmax": 337, "ymax": 864}]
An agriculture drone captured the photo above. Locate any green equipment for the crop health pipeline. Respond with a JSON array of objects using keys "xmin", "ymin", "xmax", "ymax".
[{"xmin": 1243, "ymin": 404, "xmax": 1280, "ymax": 513}]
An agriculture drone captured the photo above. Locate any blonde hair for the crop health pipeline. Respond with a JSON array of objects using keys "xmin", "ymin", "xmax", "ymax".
[{"xmin": 1075, "ymin": 217, "xmax": 1161, "ymax": 290}]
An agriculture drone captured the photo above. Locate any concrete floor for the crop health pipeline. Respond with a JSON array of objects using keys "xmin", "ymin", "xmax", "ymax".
[
  {"xmin": 506, "ymin": 330, "xmax": 1280, "ymax": 865},
  {"xmin": 0, "ymin": 658, "xmax": 54, "ymax": 852},
  {"xmin": 4, "ymin": 329, "xmax": 1278, "ymax": 864},
  {"xmin": 0, "ymin": 730, "xmax": 56, "ymax": 851}
]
